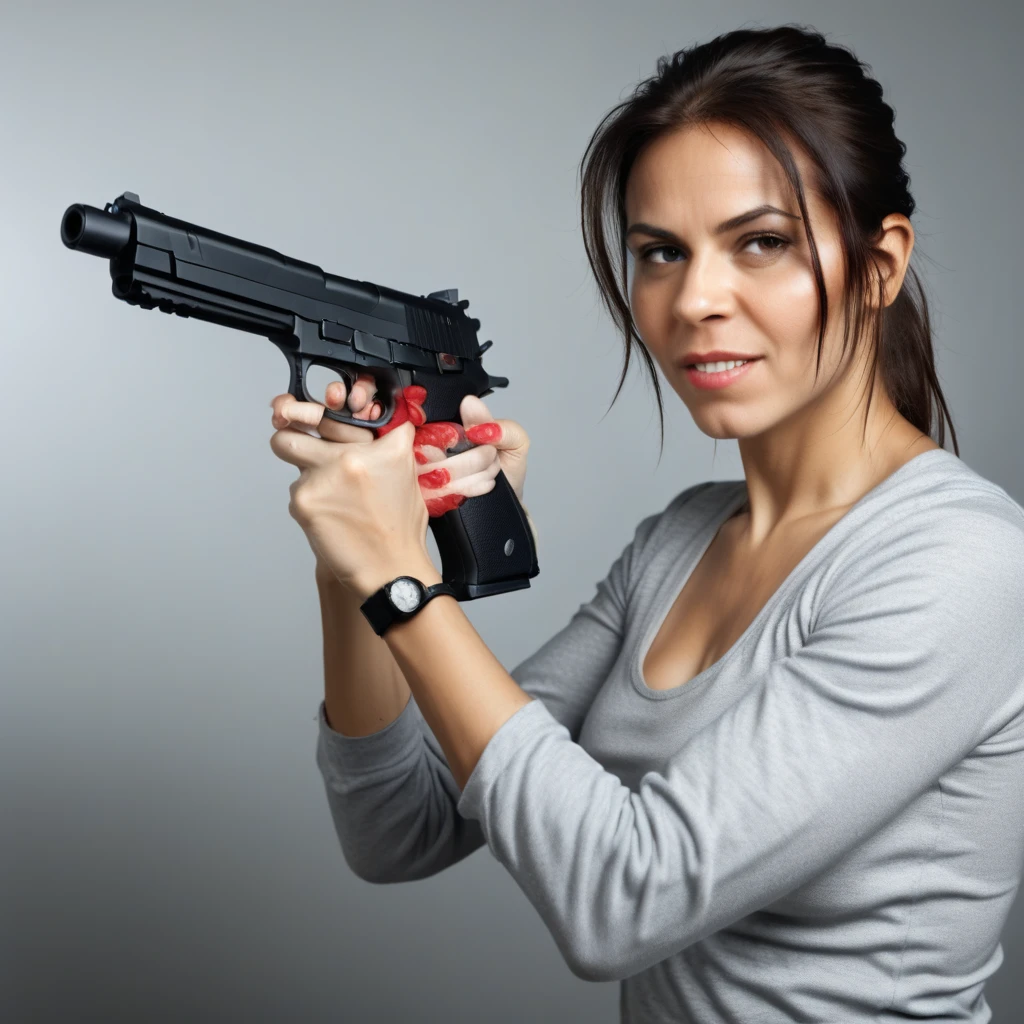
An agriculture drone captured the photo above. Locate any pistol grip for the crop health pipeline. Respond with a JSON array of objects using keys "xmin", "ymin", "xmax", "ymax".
[{"xmin": 429, "ymin": 469, "xmax": 539, "ymax": 600}]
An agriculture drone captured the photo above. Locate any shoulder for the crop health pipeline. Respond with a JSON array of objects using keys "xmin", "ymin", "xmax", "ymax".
[
  {"xmin": 818, "ymin": 457, "xmax": 1024, "ymax": 623},
  {"xmin": 855, "ymin": 452, "xmax": 1023, "ymax": 555},
  {"xmin": 615, "ymin": 479, "xmax": 742, "ymax": 589},
  {"xmin": 631, "ymin": 479, "xmax": 740, "ymax": 545}
]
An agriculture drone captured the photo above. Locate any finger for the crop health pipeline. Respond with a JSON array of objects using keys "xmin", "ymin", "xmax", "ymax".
[
  {"xmin": 326, "ymin": 373, "xmax": 378, "ymax": 415},
  {"xmin": 426, "ymin": 462, "xmax": 501, "ymax": 501},
  {"xmin": 270, "ymin": 393, "xmax": 374, "ymax": 445},
  {"xmin": 413, "ymin": 443, "xmax": 446, "ymax": 466},
  {"xmin": 271, "ymin": 393, "xmax": 330, "ymax": 430},
  {"xmin": 315, "ymin": 414, "xmax": 376, "ymax": 444},
  {"xmin": 458, "ymin": 466, "xmax": 501, "ymax": 497},
  {"xmin": 416, "ymin": 444, "xmax": 497, "ymax": 486},
  {"xmin": 413, "ymin": 420, "xmax": 470, "ymax": 454},
  {"xmin": 459, "ymin": 393, "xmax": 494, "ymax": 429},
  {"xmin": 464, "ymin": 416, "xmax": 528, "ymax": 452},
  {"xmin": 423, "ymin": 476, "xmax": 496, "ymax": 516},
  {"xmin": 324, "ymin": 385, "xmax": 383, "ymax": 435},
  {"xmin": 269, "ymin": 424, "xmax": 335, "ymax": 469},
  {"xmin": 324, "ymin": 380, "xmax": 347, "ymax": 410},
  {"xmin": 413, "ymin": 448, "xmax": 497, "ymax": 495},
  {"xmin": 458, "ymin": 395, "xmax": 529, "ymax": 452}
]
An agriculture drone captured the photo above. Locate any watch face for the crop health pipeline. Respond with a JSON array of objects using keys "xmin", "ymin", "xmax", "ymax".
[{"xmin": 388, "ymin": 577, "xmax": 423, "ymax": 613}]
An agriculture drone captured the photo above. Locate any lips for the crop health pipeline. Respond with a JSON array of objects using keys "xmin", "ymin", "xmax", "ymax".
[
  {"xmin": 681, "ymin": 356, "xmax": 763, "ymax": 369},
  {"xmin": 684, "ymin": 357, "xmax": 762, "ymax": 391}
]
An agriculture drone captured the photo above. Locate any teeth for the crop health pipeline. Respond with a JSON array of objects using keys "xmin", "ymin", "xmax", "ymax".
[{"xmin": 692, "ymin": 359, "xmax": 749, "ymax": 373}]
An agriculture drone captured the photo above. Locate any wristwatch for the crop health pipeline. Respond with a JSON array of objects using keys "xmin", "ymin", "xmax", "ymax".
[{"xmin": 360, "ymin": 575, "xmax": 459, "ymax": 637}]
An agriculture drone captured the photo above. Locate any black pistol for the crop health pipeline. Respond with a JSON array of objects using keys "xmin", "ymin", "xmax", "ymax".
[{"xmin": 60, "ymin": 191, "xmax": 539, "ymax": 601}]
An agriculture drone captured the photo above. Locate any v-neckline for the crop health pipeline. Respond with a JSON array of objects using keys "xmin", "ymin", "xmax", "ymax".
[{"xmin": 630, "ymin": 448, "xmax": 955, "ymax": 701}]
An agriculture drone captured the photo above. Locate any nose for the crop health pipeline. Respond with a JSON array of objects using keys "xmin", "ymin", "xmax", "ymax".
[{"xmin": 670, "ymin": 250, "xmax": 735, "ymax": 324}]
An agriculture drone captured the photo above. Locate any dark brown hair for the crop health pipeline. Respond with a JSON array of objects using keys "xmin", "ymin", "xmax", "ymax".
[{"xmin": 579, "ymin": 23, "xmax": 958, "ymax": 459}]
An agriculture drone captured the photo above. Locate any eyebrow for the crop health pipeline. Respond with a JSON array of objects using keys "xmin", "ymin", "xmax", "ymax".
[{"xmin": 626, "ymin": 204, "xmax": 801, "ymax": 243}]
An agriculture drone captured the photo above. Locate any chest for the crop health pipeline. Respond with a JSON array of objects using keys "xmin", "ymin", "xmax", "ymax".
[{"xmin": 641, "ymin": 513, "xmax": 843, "ymax": 691}]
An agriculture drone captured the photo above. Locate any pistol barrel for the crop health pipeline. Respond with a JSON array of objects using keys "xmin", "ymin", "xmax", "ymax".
[{"xmin": 61, "ymin": 203, "xmax": 132, "ymax": 258}]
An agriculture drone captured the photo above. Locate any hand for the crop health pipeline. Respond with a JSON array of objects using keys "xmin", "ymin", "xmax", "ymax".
[
  {"xmin": 271, "ymin": 406, "xmax": 431, "ymax": 595},
  {"xmin": 372, "ymin": 385, "xmax": 535, "ymax": 546},
  {"xmin": 270, "ymin": 373, "xmax": 382, "ymax": 583},
  {"xmin": 269, "ymin": 376, "xmax": 529, "ymax": 586},
  {"xmin": 457, "ymin": 393, "xmax": 536, "ymax": 547}
]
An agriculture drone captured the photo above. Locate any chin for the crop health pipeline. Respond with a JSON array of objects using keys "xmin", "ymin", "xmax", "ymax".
[
  {"xmin": 687, "ymin": 408, "xmax": 756, "ymax": 441},
  {"xmin": 699, "ymin": 426, "xmax": 742, "ymax": 441}
]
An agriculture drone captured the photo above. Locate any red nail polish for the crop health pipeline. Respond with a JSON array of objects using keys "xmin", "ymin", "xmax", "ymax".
[
  {"xmin": 425, "ymin": 493, "xmax": 466, "ymax": 516},
  {"xmin": 466, "ymin": 422, "xmax": 501, "ymax": 444},
  {"xmin": 419, "ymin": 467, "xmax": 450, "ymax": 489}
]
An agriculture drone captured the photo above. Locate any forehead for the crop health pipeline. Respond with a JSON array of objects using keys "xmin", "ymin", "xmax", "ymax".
[{"xmin": 624, "ymin": 122, "xmax": 817, "ymax": 221}]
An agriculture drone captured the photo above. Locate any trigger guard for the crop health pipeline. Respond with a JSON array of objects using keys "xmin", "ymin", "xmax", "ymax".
[
  {"xmin": 320, "ymin": 397, "xmax": 395, "ymax": 429},
  {"xmin": 302, "ymin": 359, "xmax": 356, "ymax": 404}
]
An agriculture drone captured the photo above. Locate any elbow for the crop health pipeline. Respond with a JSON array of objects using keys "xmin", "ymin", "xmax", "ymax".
[
  {"xmin": 554, "ymin": 929, "xmax": 634, "ymax": 984},
  {"xmin": 564, "ymin": 946, "xmax": 665, "ymax": 985},
  {"xmin": 558, "ymin": 916, "xmax": 700, "ymax": 983},
  {"xmin": 338, "ymin": 826, "xmax": 484, "ymax": 884},
  {"xmin": 339, "ymin": 834, "xmax": 447, "ymax": 884},
  {"xmin": 563, "ymin": 946, "xmax": 631, "ymax": 984},
  {"xmin": 335, "ymin": 827, "xmax": 429, "ymax": 884},
  {"xmin": 341, "ymin": 846, "xmax": 408, "ymax": 885},
  {"xmin": 566, "ymin": 957, "xmax": 619, "ymax": 984}
]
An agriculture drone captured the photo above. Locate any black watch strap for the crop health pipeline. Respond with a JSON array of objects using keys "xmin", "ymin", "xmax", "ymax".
[{"xmin": 360, "ymin": 576, "xmax": 459, "ymax": 637}]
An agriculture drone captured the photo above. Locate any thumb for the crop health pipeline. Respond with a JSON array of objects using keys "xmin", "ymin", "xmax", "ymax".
[
  {"xmin": 460, "ymin": 394, "xmax": 528, "ymax": 453},
  {"xmin": 459, "ymin": 393, "xmax": 494, "ymax": 430},
  {"xmin": 377, "ymin": 417, "xmax": 417, "ymax": 449}
]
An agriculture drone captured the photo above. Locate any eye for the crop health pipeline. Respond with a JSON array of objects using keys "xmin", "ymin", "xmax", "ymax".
[
  {"xmin": 637, "ymin": 233, "xmax": 790, "ymax": 265},
  {"xmin": 639, "ymin": 245, "xmax": 683, "ymax": 264},
  {"xmin": 745, "ymin": 233, "xmax": 789, "ymax": 255}
]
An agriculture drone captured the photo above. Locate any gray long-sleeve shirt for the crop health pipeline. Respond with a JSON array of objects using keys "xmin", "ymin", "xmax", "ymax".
[{"xmin": 314, "ymin": 448, "xmax": 1024, "ymax": 1022}]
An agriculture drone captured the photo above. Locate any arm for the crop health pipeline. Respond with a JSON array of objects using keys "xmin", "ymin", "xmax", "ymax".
[
  {"xmin": 453, "ymin": 499, "xmax": 1024, "ymax": 981},
  {"xmin": 317, "ymin": 567, "xmax": 412, "ymax": 738},
  {"xmin": 315, "ymin": 500, "xmax": 679, "ymax": 883}
]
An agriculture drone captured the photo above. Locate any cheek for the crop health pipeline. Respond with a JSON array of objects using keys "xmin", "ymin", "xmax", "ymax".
[
  {"xmin": 744, "ymin": 271, "xmax": 844, "ymax": 381},
  {"xmin": 628, "ymin": 279, "xmax": 667, "ymax": 348},
  {"xmin": 749, "ymin": 264, "xmax": 820, "ymax": 341}
]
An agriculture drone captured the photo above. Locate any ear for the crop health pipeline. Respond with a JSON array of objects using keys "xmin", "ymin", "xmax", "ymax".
[{"xmin": 870, "ymin": 213, "xmax": 915, "ymax": 308}]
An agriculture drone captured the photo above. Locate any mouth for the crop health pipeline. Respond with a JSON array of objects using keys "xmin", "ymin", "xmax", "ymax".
[
  {"xmin": 680, "ymin": 356, "xmax": 763, "ymax": 369},
  {"xmin": 683, "ymin": 357, "xmax": 763, "ymax": 390}
]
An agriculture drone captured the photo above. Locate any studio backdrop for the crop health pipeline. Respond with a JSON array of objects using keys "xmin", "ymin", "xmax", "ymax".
[{"xmin": 2, "ymin": 1, "xmax": 1022, "ymax": 1021}]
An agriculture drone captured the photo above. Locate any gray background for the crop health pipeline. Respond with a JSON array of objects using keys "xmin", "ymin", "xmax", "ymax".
[{"xmin": 3, "ymin": 1, "xmax": 1022, "ymax": 1021}]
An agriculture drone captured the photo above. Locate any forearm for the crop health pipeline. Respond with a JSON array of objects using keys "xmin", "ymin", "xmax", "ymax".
[
  {"xmin": 355, "ymin": 555, "xmax": 535, "ymax": 792},
  {"xmin": 316, "ymin": 568, "xmax": 412, "ymax": 737}
]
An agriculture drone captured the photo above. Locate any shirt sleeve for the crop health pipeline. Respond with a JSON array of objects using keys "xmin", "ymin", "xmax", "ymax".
[
  {"xmin": 454, "ymin": 497, "xmax": 1024, "ymax": 982},
  {"xmin": 314, "ymin": 488, "xmax": 702, "ymax": 884}
]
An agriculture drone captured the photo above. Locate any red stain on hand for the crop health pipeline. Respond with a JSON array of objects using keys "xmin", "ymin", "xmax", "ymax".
[
  {"xmin": 414, "ymin": 421, "xmax": 462, "ymax": 451},
  {"xmin": 418, "ymin": 467, "xmax": 451, "ymax": 489},
  {"xmin": 425, "ymin": 494, "xmax": 467, "ymax": 516},
  {"xmin": 465, "ymin": 422, "xmax": 501, "ymax": 444},
  {"xmin": 374, "ymin": 385, "xmax": 493, "ymax": 518},
  {"xmin": 373, "ymin": 384, "xmax": 428, "ymax": 436}
]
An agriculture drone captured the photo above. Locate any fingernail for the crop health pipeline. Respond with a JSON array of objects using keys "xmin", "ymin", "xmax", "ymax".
[
  {"xmin": 466, "ymin": 422, "xmax": 501, "ymax": 444},
  {"xmin": 419, "ymin": 467, "xmax": 450, "ymax": 489}
]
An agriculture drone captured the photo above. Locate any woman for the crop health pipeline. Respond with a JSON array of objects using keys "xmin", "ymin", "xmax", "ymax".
[{"xmin": 269, "ymin": 25, "xmax": 1024, "ymax": 1022}]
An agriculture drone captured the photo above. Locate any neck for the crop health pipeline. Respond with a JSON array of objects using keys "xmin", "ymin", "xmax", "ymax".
[{"xmin": 733, "ymin": 362, "xmax": 935, "ymax": 549}]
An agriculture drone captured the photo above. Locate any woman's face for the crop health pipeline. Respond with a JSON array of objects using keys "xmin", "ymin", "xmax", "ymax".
[{"xmin": 624, "ymin": 122, "xmax": 863, "ymax": 442}]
